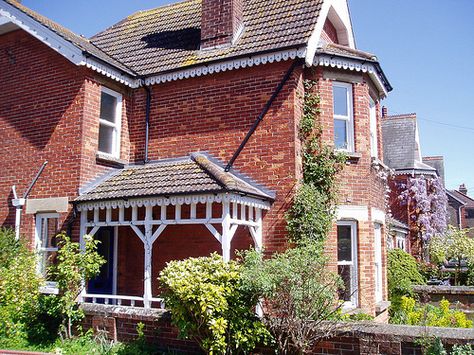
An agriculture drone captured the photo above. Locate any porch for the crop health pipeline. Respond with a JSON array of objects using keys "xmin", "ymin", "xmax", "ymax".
[{"xmin": 75, "ymin": 154, "xmax": 272, "ymax": 309}]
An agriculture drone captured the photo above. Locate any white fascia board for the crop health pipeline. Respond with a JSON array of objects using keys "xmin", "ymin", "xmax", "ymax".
[
  {"xmin": 305, "ymin": 0, "xmax": 355, "ymax": 66},
  {"xmin": 337, "ymin": 205, "xmax": 369, "ymax": 222},
  {"xmin": 0, "ymin": 1, "xmax": 139, "ymax": 88},
  {"xmin": 313, "ymin": 54, "xmax": 388, "ymax": 97}
]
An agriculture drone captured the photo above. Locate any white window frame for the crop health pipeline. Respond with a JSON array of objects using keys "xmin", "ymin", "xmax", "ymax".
[
  {"xmin": 98, "ymin": 87, "xmax": 122, "ymax": 158},
  {"xmin": 35, "ymin": 213, "xmax": 59, "ymax": 287},
  {"xmin": 333, "ymin": 82, "xmax": 354, "ymax": 152},
  {"xmin": 337, "ymin": 220, "xmax": 358, "ymax": 308},
  {"xmin": 369, "ymin": 97, "xmax": 378, "ymax": 159},
  {"xmin": 374, "ymin": 223, "xmax": 383, "ymax": 303}
]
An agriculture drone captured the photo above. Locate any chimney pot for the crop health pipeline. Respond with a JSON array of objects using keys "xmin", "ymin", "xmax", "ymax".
[
  {"xmin": 460, "ymin": 184, "xmax": 468, "ymax": 195},
  {"xmin": 382, "ymin": 106, "xmax": 388, "ymax": 117}
]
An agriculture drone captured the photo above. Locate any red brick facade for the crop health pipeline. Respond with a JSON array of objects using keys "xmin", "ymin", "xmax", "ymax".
[{"xmin": 1, "ymin": 24, "xmax": 388, "ymax": 317}]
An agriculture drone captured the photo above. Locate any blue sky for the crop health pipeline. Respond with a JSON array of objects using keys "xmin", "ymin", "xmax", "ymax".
[{"xmin": 22, "ymin": 0, "xmax": 474, "ymax": 192}]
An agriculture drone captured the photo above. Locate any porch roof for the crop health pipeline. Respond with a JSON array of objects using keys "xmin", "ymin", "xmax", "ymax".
[{"xmin": 75, "ymin": 153, "xmax": 273, "ymax": 203}]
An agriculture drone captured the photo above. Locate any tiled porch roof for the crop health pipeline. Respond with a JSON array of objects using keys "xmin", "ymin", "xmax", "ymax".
[{"xmin": 76, "ymin": 153, "xmax": 273, "ymax": 203}]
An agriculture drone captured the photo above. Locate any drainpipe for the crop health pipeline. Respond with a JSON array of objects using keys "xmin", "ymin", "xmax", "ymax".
[
  {"xmin": 224, "ymin": 59, "xmax": 302, "ymax": 172},
  {"xmin": 143, "ymin": 83, "xmax": 152, "ymax": 163},
  {"xmin": 11, "ymin": 161, "xmax": 48, "ymax": 240}
]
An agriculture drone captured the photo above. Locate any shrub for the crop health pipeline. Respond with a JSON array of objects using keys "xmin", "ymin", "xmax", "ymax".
[
  {"xmin": 391, "ymin": 296, "xmax": 472, "ymax": 328},
  {"xmin": 388, "ymin": 249, "xmax": 425, "ymax": 298},
  {"xmin": 49, "ymin": 232, "xmax": 105, "ymax": 338},
  {"xmin": 240, "ymin": 242, "xmax": 343, "ymax": 354},
  {"xmin": 0, "ymin": 228, "xmax": 42, "ymax": 338},
  {"xmin": 159, "ymin": 253, "xmax": 270, "ymax": 354}
]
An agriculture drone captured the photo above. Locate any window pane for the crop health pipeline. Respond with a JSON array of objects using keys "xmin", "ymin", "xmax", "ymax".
[
  {"xmin": 39, "ymin": 251, "xmax": 57, "ymax": 281},
  {"xmin": 41, "ymin": 217, "xmax": 58, "ymax": 248},
  {"xmin": 337, "ymin": 225, "xmax": 352, "ymax": 262},
  {"xmin": 338, "ymin": 265, "xmax": 352, "ymax": 301},
  {"xmin": 333, "ymin": 86, "xmax": 348, "ymax": 116},
  {"xmin": 99, "ymin": 124, "xmax": 114, "ymax": 154},
  {"xmin": 100, "ymin": 92, "xmax": 117, "ymax": 123},
  {"xmin": 334, "ymin": 119, "xmax": 348, "ymax": 149}
]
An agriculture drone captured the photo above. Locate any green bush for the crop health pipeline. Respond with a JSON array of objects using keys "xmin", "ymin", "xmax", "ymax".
[
  {"xmin": 391, "ymin": 296, "xmax": 472, "ymax": 328},
  {"xmin": 159, "ymin": 253, "xmax": 270, "ymax": 354},
  {"xmin": 388, "ymin": 249, "xmax": 424, "ymax": 298},
  {"xmin": 240, "ymin": 242, "xmax": 342, "ymax": 354},
  {"xmin": 0, "ymin": 228, "xmax": 42, "ymax": 338}
]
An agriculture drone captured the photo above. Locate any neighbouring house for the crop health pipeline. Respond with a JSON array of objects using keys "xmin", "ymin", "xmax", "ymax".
[
  {"xmin": 382, "ymin": 111, "xmax": 447, "ymax": 259},
  {"xmin": 0, "ymin": 0, "xmax": 392, "ymax": 335},
  {"xmin": 387, "ymin": 217, "xmax": 409, "ymax": 252},
  {"xmin": 447, "ymin": 184, "xmax": 474, "ymax": 237}
]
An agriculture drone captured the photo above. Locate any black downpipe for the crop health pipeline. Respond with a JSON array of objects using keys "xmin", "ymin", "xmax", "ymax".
[
  {"xmin": 224, "ymin": 59, "xmax": 302, "ymax": 172},
  {"xmin": 23, "ymin": 161, "xmax": 48, "ymax": 199},
  {"xmin": 143, "ymin": 84, "xmax": 152, "ymax": 163}
]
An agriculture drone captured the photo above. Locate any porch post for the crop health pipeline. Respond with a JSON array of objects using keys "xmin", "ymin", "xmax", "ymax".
[
  {"xmin": 143, "ymin": 206, "xmax": 153, "ymax": 309},
  {"xmin": 221, "ymin": 201, "xmax": 231, "ymax": 262},
  {"xmin": 79, "ymin": 209, "xmax": 87, "ymax": 301}
]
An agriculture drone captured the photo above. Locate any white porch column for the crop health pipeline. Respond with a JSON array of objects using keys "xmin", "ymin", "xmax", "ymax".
[
  {"xmin": 143, "ymin": 206, "xmax": 153, "ymax": 309},
  {"xmin": 79, "ymin": 210, "xmax": 88, "ymax": 301},
  {"xmin": 221, "ymin": 201, "xmax": 231, "ymax": 262}
]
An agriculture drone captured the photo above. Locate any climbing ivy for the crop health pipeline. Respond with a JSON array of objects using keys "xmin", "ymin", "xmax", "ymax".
[{"xmin": 287, "ymin": 80, "xmax": 346, "ymax": 244}]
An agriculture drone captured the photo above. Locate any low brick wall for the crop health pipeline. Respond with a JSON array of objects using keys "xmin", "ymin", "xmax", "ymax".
[
  {"xmin": 81, "ymin": 304, "xmax": 474, "ymax": 355},
  {"xmin": 413, "ymin": 285, "xmax": 474, "ymax": 309}
]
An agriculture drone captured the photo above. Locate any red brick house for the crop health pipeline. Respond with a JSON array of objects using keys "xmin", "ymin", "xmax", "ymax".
[
  {"xmin": 447, "ymin": 184, "xmax": 474, "ymax": 237},
  {"xmin": 0, "ymin": 0, "xmax": 392, "ymax": 324}
]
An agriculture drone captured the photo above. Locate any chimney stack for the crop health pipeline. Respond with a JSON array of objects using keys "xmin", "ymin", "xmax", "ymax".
[
  {"xmin": 382, "ymin": 106, "xmax": 388, "ymax": 118},
  {"xmin": 459, "ymin": 184, "xmax": 468, "ymax": 195},
  {"xmin": 200, "ymin": 0, "xmax": 243, "ymax": 49}
]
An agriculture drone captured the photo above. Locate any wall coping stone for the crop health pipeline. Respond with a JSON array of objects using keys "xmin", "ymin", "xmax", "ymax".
[
  {"xmin": 81, "ymin": 303, "xmax": 170, "ymax": 322},
  {"xmin": 413, "ymin": 285, "xmax": 474, "ymax": 295}
]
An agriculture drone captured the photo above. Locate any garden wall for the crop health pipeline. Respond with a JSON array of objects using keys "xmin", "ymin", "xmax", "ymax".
[
  {"xmin": 81, "ymin": 304, "xmax": 474, "ymax": 354},
  {"xmin": 413, "ymin": 285, "xmax": 474, "ymax": 309}
]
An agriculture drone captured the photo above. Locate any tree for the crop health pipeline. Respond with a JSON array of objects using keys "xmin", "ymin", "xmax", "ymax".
[
  {"xmin": 240, "ymin": 242, "xmax": 343, "ymax": 355},
  {"xmin": 428, "ymin": 226, "xmax": 474, "ymax": 285},
  {"xmin": 49, "ymin": 233, "xmax": 105, "ymax": 338}
]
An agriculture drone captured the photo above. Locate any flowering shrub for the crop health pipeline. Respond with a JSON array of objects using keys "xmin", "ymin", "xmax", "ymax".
[
  {"xmin": 399, "ymin": 176, "xmax": 447, "ymax": 243},
  {"xmin": 392, "ymin": 296, "xmax": 472, "ymax": 328}
]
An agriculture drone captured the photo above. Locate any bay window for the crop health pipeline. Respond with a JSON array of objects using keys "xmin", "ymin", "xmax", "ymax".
[
  {"xmin": 333, "ymin": 82, "xmax": 354, "ymax": 152},
  {"xmin": 98, "ymin": 87, "xmax": 122, "ymax": 158},
  {"xmin": 369, "ymin": 97, "xmax": 378, "ymax": 158},
  {"xmin": 337, "ymin": 221, "xmax": 358, "ymax": 307}
]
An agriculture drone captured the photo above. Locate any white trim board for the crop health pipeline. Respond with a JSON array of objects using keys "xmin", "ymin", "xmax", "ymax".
[{"xmin": 371, "ymin": 208, "xmax": 386, "ymax": 224}]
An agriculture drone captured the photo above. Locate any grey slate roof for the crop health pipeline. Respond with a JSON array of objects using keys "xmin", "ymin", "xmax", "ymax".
[
  {"xmin": 89, "ymin": 0, "xmax": 324, "ymax": 76},
  {"xmin": 449, "ymin": 190, "xmax": 474, "ymax": 209},
  {"xmin": 381, "ymin": 114, "xmax": 436, "ymax": 174},
  {"xmin": 422, "ymin": 156, "xmax": 445, "ymax": 185},
  {"xmin": 75, "ymin": 153, "xmax": 273, "ymax": 203},
  {"xmin": 388, "ymin": 217, "xmax": 409, "ymax": 232},
  {"xmin": 3, "ymin": 0, "xmax": 136, "ymax": 76}
]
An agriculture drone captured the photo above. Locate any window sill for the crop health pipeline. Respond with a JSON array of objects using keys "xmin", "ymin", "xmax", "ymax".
[
  {"xmin": 96, "ymin": 152, "xmax": 127, "ymax": 168},
  {"xmin": 39, "ymin": 282, "xmax": 59, "ymax": 295},
  {"xmin": 371, "ymin": 157, "xmax": 390, "ymax": 171},
  {"xmin": 344, "ymin": 152, "xmax": 362, "ymax": 164},
  {"xmin": 375, "ymin": 300, "xmax": 391, "ymax": 314}
]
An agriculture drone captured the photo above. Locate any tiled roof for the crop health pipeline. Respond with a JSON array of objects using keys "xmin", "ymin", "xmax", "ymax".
[
  {"xmin": 76, "ymin": 153, "xmax": 273, "ymax": 203},
  {"xmin": 449, "ymin": 190, "xmax": 474, "ymax": 209},
  {"xmin": 3, "ymin": 0, "xmax": 136, "ymax": 75},
  {"xmin": 90, "ymin": 0, "xmax": 324, "ymax": 76},
  {"xmin": 381, "ymin": 114, "xmax": 436, "ymax": 174}
]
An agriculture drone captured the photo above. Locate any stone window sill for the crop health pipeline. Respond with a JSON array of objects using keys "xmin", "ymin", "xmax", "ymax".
[
  {"xmin": 96, "ymin": 152, "xmax": 127, "ymax": 168},
  {"xmin": 344, "ymin": 152, "xmax": 362, "ymax": 164},
  {"xmin": 375, "ymin": 300, "xmax": 391, "ymax": 314}
]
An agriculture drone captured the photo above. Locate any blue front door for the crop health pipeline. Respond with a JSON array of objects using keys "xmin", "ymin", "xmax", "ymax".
[{"xmin": 88, "ymin": 227, "xmax": 114, "ymax": 295}]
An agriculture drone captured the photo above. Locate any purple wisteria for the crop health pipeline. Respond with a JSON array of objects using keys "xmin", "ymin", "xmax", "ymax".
[{"xmin": 399, "ymin": 176, "xmax": 448, "ymax": 241}]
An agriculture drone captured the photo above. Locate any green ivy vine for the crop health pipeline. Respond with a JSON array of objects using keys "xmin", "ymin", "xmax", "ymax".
[{"xmin": 286, "ymin": 80, "xmax": 347, "ymax": 245}]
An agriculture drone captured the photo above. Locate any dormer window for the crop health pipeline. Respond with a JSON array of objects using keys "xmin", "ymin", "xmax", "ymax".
[
  {"xmin": 98, "ymin": 87, "xmax": 122, "ymax": 158},
  {"xmin": 333, "ymin": 82, "xmax": 354, "ymax": 152}
]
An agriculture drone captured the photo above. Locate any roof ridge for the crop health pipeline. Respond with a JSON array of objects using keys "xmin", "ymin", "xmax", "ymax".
[{"xmin": 191, "ymin": 153, "xmax": 233, "ymax": 190}]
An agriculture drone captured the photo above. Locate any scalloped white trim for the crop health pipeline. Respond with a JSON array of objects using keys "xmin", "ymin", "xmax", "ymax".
[
  {"xmin": 314, "ymin": 54, "xmax": 388, "ymax": 97},
  {"xmin": 82, "ymin": 58, "xmax": 140, "ymax": 88},
  {"xmin": 76, "ymin": 193, "xmax": 271, "ymax": 212},
  {"xmin": 145, "ymin": 47, "xmax": 307, "ymax": 85}
]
